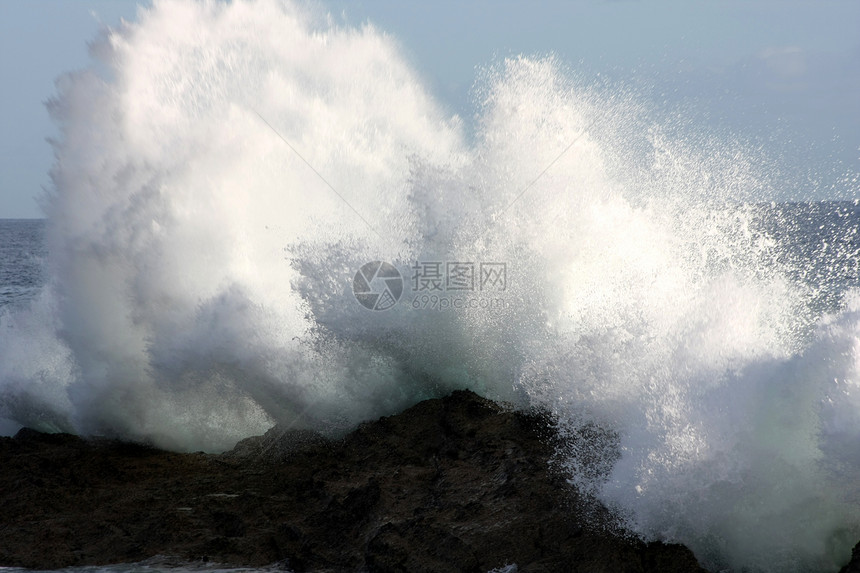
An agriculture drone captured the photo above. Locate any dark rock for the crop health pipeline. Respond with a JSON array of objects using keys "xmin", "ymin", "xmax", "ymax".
[
  {"xmin": 226, "ymin": 427, "xmax": 330, "ymax": 462},
  {"xmin": 0, "ymin": 389, "xmax": 713, "ymax": 571},
  {"xmin": 841, "ymin": 541, "xmax": 860, "ymax": 573}
]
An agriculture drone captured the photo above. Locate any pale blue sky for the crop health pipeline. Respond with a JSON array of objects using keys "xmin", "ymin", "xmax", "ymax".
[{"xmin": 1, "ymin": 0, "xmax": 858, "ymax": 218}]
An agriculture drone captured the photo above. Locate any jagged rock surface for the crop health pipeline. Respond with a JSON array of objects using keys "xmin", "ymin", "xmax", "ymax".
[
  {"xmin": 0, "ymin": 390, "xmax": 710, "ymax": 572},
  {"xmin": 840, "ymin": 542, "xmax": 860, "ymax": 573}
]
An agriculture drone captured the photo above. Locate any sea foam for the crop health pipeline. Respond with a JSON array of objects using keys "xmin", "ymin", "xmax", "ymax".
[{"xmin": 1, "ymin": 1, "xmax": 859, "ymax": 570}]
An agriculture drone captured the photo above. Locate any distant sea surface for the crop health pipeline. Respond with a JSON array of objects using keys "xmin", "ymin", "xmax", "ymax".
[
  {"xmin": 0, "ymin": 219, "xmax": 46, "ymax": 313},
  {"xmin": 4, "ymin": 204, "xmax": 860, "ymax": 313}
]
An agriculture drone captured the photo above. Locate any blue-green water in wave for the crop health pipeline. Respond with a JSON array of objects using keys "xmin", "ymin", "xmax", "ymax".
[{"xmin": 1, "ymin": 3, "xmax": 858, "ymax": 569}]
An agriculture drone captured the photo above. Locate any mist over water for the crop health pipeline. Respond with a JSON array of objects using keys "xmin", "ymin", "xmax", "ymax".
[{"xmin": 1, "ymin": 1, "xmax": 860, "ymax": 570}]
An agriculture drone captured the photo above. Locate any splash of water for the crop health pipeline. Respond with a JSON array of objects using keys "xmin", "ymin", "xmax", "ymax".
[{"xmin": 1, "ymin": 1, "xmax": 859, "ymax": 570}]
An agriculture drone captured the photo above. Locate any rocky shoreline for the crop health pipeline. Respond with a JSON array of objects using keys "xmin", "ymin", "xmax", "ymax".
[{"xmin": 1, "ymin": 390, "xmax": 857, "ymax": 572}]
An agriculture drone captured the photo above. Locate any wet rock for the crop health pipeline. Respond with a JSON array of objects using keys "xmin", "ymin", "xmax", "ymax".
[
  {"xmin": 840, "ymin": 541, "xmax": 860, "ymax": 573},
  {"xmin": 0, "ymin": 390, "xmax": 712, "ymax": 572}
]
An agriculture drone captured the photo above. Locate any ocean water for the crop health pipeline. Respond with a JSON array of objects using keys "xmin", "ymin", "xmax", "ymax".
[
  {"xmin": 0, "ymin": 220, "xmax": 46, "ymax": 312},
  {"xmin": 1, "ymin": 1, "xmax": 860, "ymax": 571}
]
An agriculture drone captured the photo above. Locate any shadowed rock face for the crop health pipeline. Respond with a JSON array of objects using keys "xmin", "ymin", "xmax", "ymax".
[
  {"xmin": 841, "ymin": 543, "xmax": 860, "ymax": 573},
  {"xmin": 0, "ymin": 390, "xmax": 709, "ymax": 572}
]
